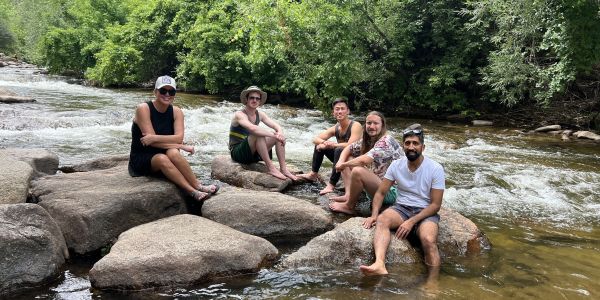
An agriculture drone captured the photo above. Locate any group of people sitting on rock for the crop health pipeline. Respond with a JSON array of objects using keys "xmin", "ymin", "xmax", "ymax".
[{"xmin": 129, "ymin": 76, "xmax": 445, "ymax": 275}]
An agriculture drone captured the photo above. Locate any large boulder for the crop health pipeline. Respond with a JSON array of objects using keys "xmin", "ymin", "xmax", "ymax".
[
  {"xmin": 0, "ymin": 155, "xmax": 33, "ymax": 204},
  {"xmin": 202, "ymin": 188, "xmax": 333, "ymax": 238},
  {"xmin": 0, "ymin": 148, "xmax": 59, "ymax": 177},
  {"xmin": 58, "ymin": 154, "xmax": 129, "ymax": 173},
  {"xmin": 30, "ymin": 165, "xmax": 188, "ymax": 254},
  {"xmin": 211, "ymin": 155, "xmax": 290, "ymax": 192},
  {"xmin": 0, "ymin": 88, "xmax": 35, "ymax": 103},
  {"xmin": 0, "ymin": 204, "xmax": 69, "ymax": 295},
  {"xmin": 282, "ymin": 208, "xmax": 490, "ymax": 268},
  {"xmin": 282, "ymin": 217, "xmax": 420, "ymax": 268},
  {"xmin": 89, "ymin": 214, "xmax": 278, "ymax": 290}
]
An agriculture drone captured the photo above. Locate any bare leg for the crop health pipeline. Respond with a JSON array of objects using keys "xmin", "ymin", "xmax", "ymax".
[
  {"xmin": 165, "ymin": 149, "xmax": 198, "ymax": 188},
  {"xmin": 329, "ymin": 167, "xmax": 351, "ymax": 201},
  {"xmin": 271, "ymin": 139, "xmax": 299, "ymax": 181},
  {"xmin": 417, "ymin": 221, "xmax": 441, "ymax": 267},
  {"xmin": 359, "ymin": 209, "xmax": 404, "ymax": 275},
  {"xmin": 329, "ymin": 167, "xmax": 380, "ymax": 214},
  {"xmin": 151, "ymin": 154, "xmax": 196, "ymax": 194},
  {"xmin": 249, "ymin": 135, "xmax": 287, "ymax": 180}
]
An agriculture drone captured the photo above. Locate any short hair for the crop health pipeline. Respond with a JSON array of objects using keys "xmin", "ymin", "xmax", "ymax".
[
  {"xmin": 402, "ymin": 123, "xmax": 424, "ymax": 144},
  {"xmin": 331, "ymin": 97, "xmax": 348, "ymax": 109}
]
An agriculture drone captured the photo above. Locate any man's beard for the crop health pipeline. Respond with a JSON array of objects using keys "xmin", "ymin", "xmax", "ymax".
[{"xmin": 406, "ymin": 150, "xmax": 421, "ymax": 161}]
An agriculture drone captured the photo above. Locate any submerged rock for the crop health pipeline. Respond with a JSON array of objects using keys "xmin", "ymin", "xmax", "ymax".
[
  {"xmin": 211, "ymin": 155, "xmax": 291, "ymax": 192},
  {"xmin": 573, "ymin": 131, "xmax": 600, "ymax": 141},
  {"xmin": 282, "ymin": 208, "xmax": 490, "ymax": 268},
  {"xmin": 0, "ymin": 204, "xmax": 69, "ymax": 295},
  {"xmin": 30, "ymin": 165, "xmax": 188, "ymax": 254},
  {"xmin": 472, "ymin": 120, "xmax": 493, "ymax": 126},
  {"xmin": 89, "ymin": 214, "xmax": 278, "ymax": 290},
  {"xmin": 202, "ymin": 188, "xmax": 333, "ymax": 238}
]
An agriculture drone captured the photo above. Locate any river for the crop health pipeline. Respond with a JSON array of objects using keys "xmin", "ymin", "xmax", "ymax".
[{"xmin": 1, "ymin": 67, "xmax": 599, "ymax": 299}]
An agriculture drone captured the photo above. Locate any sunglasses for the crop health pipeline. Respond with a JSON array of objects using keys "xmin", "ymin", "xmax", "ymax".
[
  {"xmin": 248, "ymin": 96, "xmax": 261, "ymax": 101},
  {"xmin": 158, "ymin": 88, "xmax": 176, "ymax": 96},
  {"xmin": 403, "ymin": 128, "xmax": 423, "ymax": 136}
]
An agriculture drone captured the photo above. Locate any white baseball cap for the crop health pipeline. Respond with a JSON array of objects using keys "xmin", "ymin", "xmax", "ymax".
[{"xmin": 155, "ymin": 75, "xmax": 176, "ymax": 90}]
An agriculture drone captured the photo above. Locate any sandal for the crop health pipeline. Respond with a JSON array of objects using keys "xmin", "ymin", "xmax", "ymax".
[
  {"xmin": 190, "ymin": 190, "xmax": 211, "ymax": 202},
  {"xmin": 197, "ymin": 184, "xmax": 220, "ymax": 195}
]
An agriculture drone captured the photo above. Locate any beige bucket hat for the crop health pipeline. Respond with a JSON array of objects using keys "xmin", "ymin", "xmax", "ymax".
[{"xmin": 240, "ymin": 86, "xmax": 267, "ymax": 105}]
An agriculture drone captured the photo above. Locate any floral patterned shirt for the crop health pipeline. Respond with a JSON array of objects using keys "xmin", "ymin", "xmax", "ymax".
[{"xmin": 348, "ymin": 134, "xmax": 403, "ymax": 179}]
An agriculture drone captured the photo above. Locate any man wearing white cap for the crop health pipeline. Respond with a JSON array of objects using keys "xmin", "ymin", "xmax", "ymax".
[{"xmin": 229, "ymin": 86, "xmax": 298, "ymax": 181}]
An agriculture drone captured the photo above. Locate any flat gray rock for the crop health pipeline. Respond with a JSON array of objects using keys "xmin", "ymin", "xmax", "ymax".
[
  {"xmin": 282, "ymin": 208, "xmax": 491, "ymax": 268},
  {"xmin": 89, "ymin": 214, "xmax": 278, "ymax": 290},
  {"xmin": 0, "ymin": 204, "xmax": 69, "ymax": 295},
  {"xmin": 211, "ymin": 155, "xmax": 290, "ymax": 192},
  {"xmin": 59, "ymin": 154, "xmax": 129, "ymax": 173},
  {"xmin": 282, "ymin": 217, "xmax": 420, "ymax": 268},
  {"xmin": 573, "ymin": 130, "xmax": 600, "ymax": 141},
  {"xmin": 30, "ymin": 165, "xmax": 188, "ymax": 254},
  {"xmin": 202, "ymin": 188, "xmax": 333, "ymax": 238},
  {"xmin": 0, "ymin": 155, "xmax": 32, "ymax": 204},
  {"xmin": 534, "ymin": 124, "xmax": 562, "ymax": 132},
  {"xmin": 0, "ymin": 148, "xmax": 59, "ymax": 177}
]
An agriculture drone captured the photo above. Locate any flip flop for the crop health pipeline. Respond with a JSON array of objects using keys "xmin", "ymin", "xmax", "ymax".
[
  {"xmin": 190, "ymin": 190, "xmax": 211, "ymax": 202},
  {"xmin": 198, "ymin": 184, "xmax": 220, "ymax": 195}
]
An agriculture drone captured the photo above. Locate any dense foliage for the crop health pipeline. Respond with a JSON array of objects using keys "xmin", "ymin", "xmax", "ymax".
[{"xmin": 1, "ymin": 0, "xmax": 599, "ymax": 115}]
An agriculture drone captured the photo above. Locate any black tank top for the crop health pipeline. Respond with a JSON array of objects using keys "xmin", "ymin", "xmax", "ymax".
[
  {"xmin": 130, "ymin": 101, "xmax": 175, "ymax": 155},
  {"xmin": 335, "ymin": 120, "xmax": 354, "ymax": 143}
]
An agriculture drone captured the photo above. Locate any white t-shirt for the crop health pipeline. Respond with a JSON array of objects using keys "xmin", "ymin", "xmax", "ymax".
[{"xmin": 384, "ymin": 156, "xmax": 445, "ymax": 208}]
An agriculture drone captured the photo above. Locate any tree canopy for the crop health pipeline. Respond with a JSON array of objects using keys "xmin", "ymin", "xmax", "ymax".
[{"xmin": 1, "ymin": 0, "xmax": 599, "ymax": 117}]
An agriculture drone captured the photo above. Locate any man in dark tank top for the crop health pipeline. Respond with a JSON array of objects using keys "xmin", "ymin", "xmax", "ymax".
[
  {"xmin": 228, "ymin": 86, "xmax": 299, "ymax": 181},
  {"xmin": 297, "ymin": 97, "xmax": 362, "ymax": 195}
]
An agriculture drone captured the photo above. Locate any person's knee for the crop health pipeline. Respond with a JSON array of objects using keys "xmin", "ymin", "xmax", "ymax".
[
  {"xmin": 153, "ymin": 154, "xmax": 172, "ymax": 168},
  {"xmin": 166, "ymin": 148, "xmax": 181, "ymax": 159},
  {"xmin": 420, "ymin": 233, "xmax": 439, "ymax": 252},
  {"xmin": 375, "ymin": 214, "xmax": 393, "ymax": 228}
]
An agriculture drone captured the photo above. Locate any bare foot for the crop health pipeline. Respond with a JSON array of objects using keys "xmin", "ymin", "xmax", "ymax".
[
  {"xmin": 281, "ymin": 169, "xmax": 299, "ymax": 181},
  {"xmin": 268, "ymin": 167, "xmax": 288, "ymax": 180},
  {"xmin": 359, "ymin": 263, "xmax": 388, "ymax": 276},
  {"xmin": 297, "ymin": 172, "xmax": 319, "ymax": 182},
  {"xmin": 328, "ymin": 194, "xmax": 348, "ymax": 202},
  {"xmin": 319, "ymin": 183, "xmax": 335, "ymax": 195},
  {"xmin": 329, "ymin": 202, "xmax": 355, "ymax": 214},
  {"xmin": 181, "ymin": 145, "xmax": 195, "ymax": 154}
]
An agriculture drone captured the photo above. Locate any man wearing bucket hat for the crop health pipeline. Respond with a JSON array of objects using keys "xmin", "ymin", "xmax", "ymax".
[{"xmin": 228, "ymin": 86, "xmax": 299, "ymax": 181}]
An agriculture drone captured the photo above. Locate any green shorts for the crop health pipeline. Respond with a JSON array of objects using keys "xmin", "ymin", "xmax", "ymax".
[
  {"xmin": 230, "ymin": 138, "xmax": 271, "ymax": 164},
  {"xmin": 366, "ymin": 186, "xmax": 397, "ymax": 206}
]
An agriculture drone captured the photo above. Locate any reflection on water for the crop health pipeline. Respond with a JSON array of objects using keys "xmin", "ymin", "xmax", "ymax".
[{"xmin": 2, "ymin": 67, "xmax": 600, "ymax": 299}]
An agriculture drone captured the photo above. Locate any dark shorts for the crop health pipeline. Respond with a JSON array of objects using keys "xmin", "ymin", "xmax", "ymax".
[
  {"xmin": 391, "ymin": 204, "xmax": 440, "ymax": 232},
  {"xmin": 128, "ymin": 150, "xmax": 167, "ymax": 177},
  {"xmin": 366, "ymin": 186, "xmax": 398, "ymax": 206},
  {"xmin": 230, "ymin": 138, "xmax": 271, "ymax": 164}
]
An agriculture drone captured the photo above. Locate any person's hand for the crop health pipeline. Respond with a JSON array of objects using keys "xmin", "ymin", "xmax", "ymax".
[
  {"xmin": 395, "ymin": 219, "xmax": 415, "ymax": 239},
  {"xmin": 316, "ymin": 143, "xmax": 327, "ymax": 151},
  {"xmin": 335, "ymin": 161, "xmax": 346, "ymax": 172},
  {"xmin": 322, "ymin": 140, "xmax": 335, "ymax": 149},
  {"xmin": 362, "ymin": 216, "xmax": 377, "ymax": 229},
  {"xmin": 274, "ymin": 132, "xmax": 286, "ymax": 146},
  {"xmin": 140, "ymin": 134, "xmax": 156, "ymax": 146}
]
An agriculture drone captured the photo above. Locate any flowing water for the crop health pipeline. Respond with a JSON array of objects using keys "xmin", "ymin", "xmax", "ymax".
[{"xmin": 1, "ymin": 67, "xmax": 599, "ymax": 300}]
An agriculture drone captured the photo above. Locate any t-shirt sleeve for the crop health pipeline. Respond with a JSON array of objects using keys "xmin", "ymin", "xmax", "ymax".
[
  {"xmin": 349, "ymin": 140, "xmax": 361, "ymax": 157},
  {"xmin": 366, "ymin": 135, "xmax": 392, "ymax": 161},
  {"xmin": 431, "ymin": 163, "xmax": 445, "ymax": 190},
  {"xmin": 384, "ymin": 159, "xmax": 398, "ymax": 181}
]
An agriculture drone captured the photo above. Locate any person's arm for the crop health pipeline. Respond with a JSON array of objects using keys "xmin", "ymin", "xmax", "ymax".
[
  {"xmin": 313, "ymin": 126, "xmax": 336, "ymax": 150},
  {"xmin": 336, "ymin": 153, "xmax": 374, "ymax": 171},
  {"xmin": 137, "ymin": 105, "xmax": 184, "ymax": 147},
  {"xmin": 334, "ymin": 121, "xmax": 363, "ymax": 148},
  {"xmin": 235, "ymin": 111, "xmax": 278, "ymax": 138},
  {"xmin": 362, "ymin": 178, "xmax": 394, "ymax": 228},
  {"xmin": 335, "ymin": 144, "xmax": 357, "ymax": 171},
  {"xmin": 259, "ymin": 111, "xmax": 287, "ymax": 144},
  {"xmin": 395, "ymin": 188, "xmax": 443, "ymax": 239}
]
